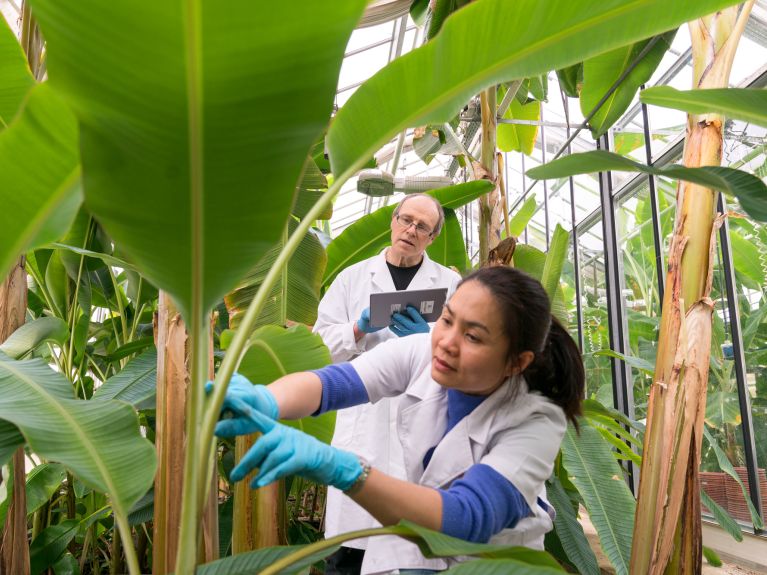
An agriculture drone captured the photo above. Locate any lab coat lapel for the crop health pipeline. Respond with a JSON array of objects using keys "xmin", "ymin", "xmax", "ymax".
[
  {"xmin": 408, "ymin": 252, "xmax": 440, "ymax": 289},
  {"xmin": 370, "ymin": 249, "xmax": 396, "ymax": 293},
  {"xmin": 419, "ymin": 377, "xmax": 518, "ymax": 488},
  {"xmin": 397, "ymin": 377, "xmax": 447, "ymax": 482}
]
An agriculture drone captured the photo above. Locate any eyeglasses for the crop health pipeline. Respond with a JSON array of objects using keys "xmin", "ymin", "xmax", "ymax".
[{"xmin": 394, "ymin": 214, "xmax": 433, "ymax": 237}]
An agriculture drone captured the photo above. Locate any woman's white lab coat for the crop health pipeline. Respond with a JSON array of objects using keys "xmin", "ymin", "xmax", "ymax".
[
  {"xmin": 348, "ymin": 333, "xmax": 567, "ymax": 575},
  {"xmin": 313, "ymin": 250, "xmax": 461, "ymax": 545}
]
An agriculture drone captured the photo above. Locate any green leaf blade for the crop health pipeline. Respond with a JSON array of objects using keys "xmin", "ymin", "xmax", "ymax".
[
  {"xmin": 0, "ymin": 353, "xmax": 156, "ymax": 519},
  {"xmin": 30, "ymin": 0, "xmax": 367, "ymax": 320},
  {"xmin": 0, "ymin": 83, "xmax": 81, "ymax": 280},
  {"xmin": 561, "ymin": 423, "xmax": 636, "ymax": 575},
  {"xmin": 328, "ymin": 0, "xmax": 742, "ymax": 179},
  {"xmin": 640, "ymin": 86, "xmax": 767, "ymax": 126}
]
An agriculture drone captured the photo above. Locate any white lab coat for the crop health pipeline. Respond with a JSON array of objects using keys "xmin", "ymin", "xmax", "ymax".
[
  {"xmin": 349, "ymin": 334, "xmax": 567, "ymax": 575},
  {"xmin": 313, "ymin": 249, "xmax": 462, "ymax": 546}
]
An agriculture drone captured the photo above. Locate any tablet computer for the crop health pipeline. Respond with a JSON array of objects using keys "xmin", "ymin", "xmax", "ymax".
[{"xmin": 369, "ymin": 287, "xmax": 448, "ymax": 329}]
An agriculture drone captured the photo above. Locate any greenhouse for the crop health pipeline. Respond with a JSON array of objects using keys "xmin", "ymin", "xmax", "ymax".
[{"xmin": 0, "ymin": 0, "xmax": 766, "ymax": 574}]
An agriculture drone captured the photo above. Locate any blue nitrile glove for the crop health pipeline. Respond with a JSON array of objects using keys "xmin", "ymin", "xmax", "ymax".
[
  {"xmin": 390, "ymin": 305, "xmax": 430, "ymax": 337},
  {"xmin": 215, "ymin": 406, "xmax": 363, "ymax": 491},
  {"xmin": 357, "ymin": 307, "xmax": 384, "ymax": 334},
  {"xmin": 206, "ymin": 373, "xmax": 279, "ymax": 437}
]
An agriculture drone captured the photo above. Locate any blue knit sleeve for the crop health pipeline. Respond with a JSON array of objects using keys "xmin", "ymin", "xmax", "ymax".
[
  {"xmin": 439, "ymin": 464, "xmax": 532, "ymax": 543},
  {"xmin": 309, "ymin": 363, "xmax": 369, "ymax": 415}
]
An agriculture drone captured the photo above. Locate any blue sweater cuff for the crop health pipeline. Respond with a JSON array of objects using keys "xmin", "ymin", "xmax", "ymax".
[
  {"xmin": 310, "ymin": 363, "xmax": 369, "ymax": 415},
  {"xmin": 439, "ymin": 464, "xmax": 531, "ymax": 543}
]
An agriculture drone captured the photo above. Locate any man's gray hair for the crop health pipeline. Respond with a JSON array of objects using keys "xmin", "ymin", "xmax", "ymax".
[{"xmin": 392, "ymin": 193, "xmax": 445, "ymax": 237}]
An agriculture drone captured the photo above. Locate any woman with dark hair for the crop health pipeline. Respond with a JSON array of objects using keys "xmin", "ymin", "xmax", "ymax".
[{"xmin": 213, "ymin": 266, "xmax": 584, "ymax": 574}]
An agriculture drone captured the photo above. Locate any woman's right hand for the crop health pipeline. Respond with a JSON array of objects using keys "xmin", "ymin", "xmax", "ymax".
[{"xmin": 206, "ymin": 373, "xmax": 279, "ymax": 436}]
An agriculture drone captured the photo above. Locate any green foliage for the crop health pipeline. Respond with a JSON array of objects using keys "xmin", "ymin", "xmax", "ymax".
[
  {"xmin": 427, "ymin": 209, "xmax": 470, "ymax": 271},
  {"xmin": 0, "ymin": 317, "xmax": 69, "ymax": 359},
  {"xmin": 29, "ymin": 0, "xmax": 367, "ymax": 322},
  {"xmin": 700, "ymin": 490, "xmax": 743, "ymax": 542},
  {"xmin": 527, "ymin": 150, "xmax": 767, "ymax": 221},
  {"xmin": 561, "ymin": 423, "xmax": 636, "ymax": 575},
  {"xmin": 640, "ymin": 86, "xmax": 767, "ymax": 127},
  {"xmin": 580, "ymin": 31, "xmax": 675, "ymax": 138},
  {"xmin": 225, "ymin": 223, "xmax": 327, "ymax": 330},
  {"xmin": 0, "ymin": 352, "xmax": 156, "ymax": 521},
  {"xmin": 508, "ymin": 197, "xmax": 538, "ymax": 238},
  {"xmin": 92, "ymin": 349, "xmax": 158, "ymax": 409},
  {"xmin": 0, "ymin": 83, "xmax": 81, "ymax": 281},
  {"xmin": 545, "ymin": 474, "xmax": 600, "ymax": 575},
  {"xmin": 498, "ymin": 96, "xmax": 540, "ymax": 155},
  {"xmin": 328, "ymin": 0, "xmax": 739, "ymax": 180},
  {"xmin": 0, "ymin": 14, "xmax": 34, "ymax": 126}
]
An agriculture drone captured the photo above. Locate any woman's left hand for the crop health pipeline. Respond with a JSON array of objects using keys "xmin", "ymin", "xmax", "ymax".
[{"xmin": 216, "ymin": 409, "xmax": 362, "ymax": 490}]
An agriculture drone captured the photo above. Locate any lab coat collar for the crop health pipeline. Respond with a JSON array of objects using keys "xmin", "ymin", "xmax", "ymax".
[
  {"xmin": 370, "ymin": 248, "xmax": 441, "ymax": 292},
  {"xmin": 417, "ymin": 375, "xmax": 528, "ymax": 488}
]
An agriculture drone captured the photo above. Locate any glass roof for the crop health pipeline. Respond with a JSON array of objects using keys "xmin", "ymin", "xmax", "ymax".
[{"xmin": 331, "ymin": 2, "xmax": 767, "ymax": 261}]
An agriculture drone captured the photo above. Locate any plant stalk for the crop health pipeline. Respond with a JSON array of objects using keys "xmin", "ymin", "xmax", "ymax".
[{"xmin": 478, "ymin": 87, "xmax": 499, "ymax": 264}]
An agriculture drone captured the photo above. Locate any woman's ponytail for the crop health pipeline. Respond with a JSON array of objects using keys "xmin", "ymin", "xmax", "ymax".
[{"xmin": 523, "ymin": 316, "xmax": 584, "ymax": 427}]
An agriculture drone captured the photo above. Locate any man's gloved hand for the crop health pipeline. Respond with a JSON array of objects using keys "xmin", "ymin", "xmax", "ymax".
[
  {"xmin": 357, "ymin": 307, "xmax": 383, "ymax": 334},
  {"xmin": 390, "ymin": 306, "xmax": 430, "ymax": 337},
  {"xmin": 215, "ymin": 406, "xmax": 363, "ymax": 491},
  {"xmin": 206, "ymin": 373, "xmax": 279, "ymax": 437}
]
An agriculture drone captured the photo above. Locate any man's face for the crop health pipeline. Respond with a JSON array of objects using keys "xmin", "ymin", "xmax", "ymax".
[{"xmin": 389, "ymin": 196, "xmax": 440, "ymax": 262}]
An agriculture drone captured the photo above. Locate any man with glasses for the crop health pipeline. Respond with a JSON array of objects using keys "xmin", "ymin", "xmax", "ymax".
[{"xmin": 314, "ymin": 193, "xmax": 461, "ymax": 574}]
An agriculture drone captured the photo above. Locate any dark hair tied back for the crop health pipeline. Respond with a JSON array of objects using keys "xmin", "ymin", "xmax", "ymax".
[{"xmin": 459, "ymin": 267, "xmax": 584, "ymax": 427}]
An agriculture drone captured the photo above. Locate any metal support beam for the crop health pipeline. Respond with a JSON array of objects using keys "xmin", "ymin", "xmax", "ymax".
[
  {"xmin": 717, "ymin": 193, "xmax": 765, "ymax": 533},
  {"xmin": 597, "ymin": 134, "xmax": 638, "ymax": 493},
  {"xmin": 640, "ymin": 93, "xmax": 666, "ymax": 305}
]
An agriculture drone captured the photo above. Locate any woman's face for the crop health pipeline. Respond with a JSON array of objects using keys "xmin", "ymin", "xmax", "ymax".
[{"xmin": 430, "ymin": 280, "xmax": 515, "ymax": 395}]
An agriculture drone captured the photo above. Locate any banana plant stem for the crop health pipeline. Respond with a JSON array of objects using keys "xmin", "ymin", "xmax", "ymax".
[
  {"xmin": 114, "ymin": 511, "xmax": 140, "ymax": 575},
  {"xmin": 174, "ymin": 312, "xmax": 208, "ymax": 574}
]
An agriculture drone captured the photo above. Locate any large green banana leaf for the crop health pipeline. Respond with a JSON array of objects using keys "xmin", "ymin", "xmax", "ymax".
[
  {"xmin": 244, "ymin": 519, "xmax": 563, "ymax": 575},
  {"xmin": 0, "ymin": 317, "xmax": 69, "ymax": 359},
  {"xmin": 323, "ymin": 180, "xmax": 492, "ymax": 288},
  {"xmin": 426, "ymin": 210, "xmax": 469, "ymax": 272},
  {"xmin": 508, "ymin": 197, "xmax": 538, "ymax": 237},
  {"xmin": 0, "ymin": 463, "xmax": 66, "ymax": 526},
  {"xmin": 292, "ymin": 158, "xmax": 332, "ymax": 221},
  {"xmin": 442, "ymin": 560, "xmax": 563, "ymax": 574},
  {"xmin": 640, "ymin": 86, "xmax": 767, "ymax": 127},
  {"xmin": 28, "ymin": 0, "xmax": 366, "ymax": 322},
  {"xmin": 0, "ymin": 420, "xmax": 24, "ymax": 467},
  {"xmin": 327, "ymin": 0, "xmax": 741, "ymax": 179},
  {"xmin": 545, "ymin": 474, "xmax": 600, "ymax": 575},
  {"xmin": 580, "ymin": 31, "xmax": 676, "ymax": 139},
  {"xmin": 526, "ymin": 150, "xmax": 767, "ymax": 222},
  {"xmin": 0, "ymin": 15, "xmax": 34, "ymax": 127},
  {"xmin": 561, "ymin": 422, "xmax": 636, "ymax": 575},
  {"xmin": 498, "ymin": 97, "xmax": 540, "ymax": 156},
  {"xmin": 92, "ymin": 349, "xmax": 158, "ymax": 410},
  {"xmin": 236, "ymin": 325, "xmax": 335, "ymax": 443},
  {"xmin": 513, "ymin": 243, "xmax": 569, "ymax": 325},
  {"xmin": 0, "ymin": 352, "xmax": 155, "ymax": 520},
  {"xmin": 0, "ymin": 83, "xmax": 81, "ymax": 280},
  {"xmin": 225, "ymin": 222, "xmax": 327, "ymax": 330}
]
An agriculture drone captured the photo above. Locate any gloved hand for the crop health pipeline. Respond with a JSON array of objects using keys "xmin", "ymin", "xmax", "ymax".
[
  {"xmin": 215, "ymin": 406, "xmax": 363, "ymax": 491},
  {"xmin": 356, "ymin": 307, "xmax": 383, "ymax": 334},
  {"xmin": 390, "ymin": 306, "xmax": 430, "ymax": 337},
  {"xmin": 206, "ymin": 373, "xmax": 279, "ymax": 437}
]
